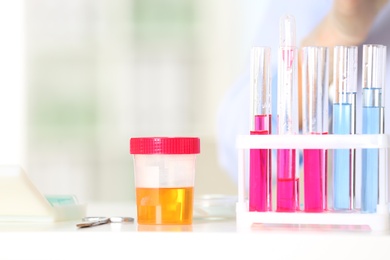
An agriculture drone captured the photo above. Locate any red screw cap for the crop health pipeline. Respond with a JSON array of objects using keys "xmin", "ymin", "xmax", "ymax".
[{"xmin": 130, "ymin": 137, "xmax": 200, "ymax": 154}]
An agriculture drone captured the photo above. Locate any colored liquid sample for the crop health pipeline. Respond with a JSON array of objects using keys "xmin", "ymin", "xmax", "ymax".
[
  {"xmin": 136, "ymin": 187, "xmax": 193, "ymax": 225},
  {"xmin": 361, "ymin": 106, "xmax": 380, "ymax": 213},
  {"xmin": 332, "ymin": 103, "xmax": 352, "ymax": 210},
  {"xmin": 250, "ymin": 130, "xmax": 270, "ymax": 211},
  {"xmin": 282, "ymin": 48, "xmax": 295, "ymax": 68},
  {"xmin": 249, "ymin": 114, "xmax": 272, "ymax": 212},
  {"xmin": 277, "ymin": 149, "xmax": 297, "ymax": 212},
  {"xmin": 254, "ymin": 114, "xmax": 272, "ymax": 131},
  {"xmin": 303, "ymin": 144, "xmax": 327, "ymax": 212}
]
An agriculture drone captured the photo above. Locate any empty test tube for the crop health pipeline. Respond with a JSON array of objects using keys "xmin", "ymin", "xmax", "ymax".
[
  {"xmin": 301, "ymin": 46, "xmax": 329, "ymax": 212},
  {"xmin": 361, "ymin": 44, "xmax": 387, "ymax": 213},
  {"xmin": 332, "ymin": 46, "xmax": 358, "ymax": 210},
  {"xmin": 249, "ymin": 46, "xmax": 272, "ymax": 212}
]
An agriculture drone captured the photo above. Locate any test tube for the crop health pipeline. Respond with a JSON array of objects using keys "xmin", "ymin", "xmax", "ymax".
[
  {"xmin": 332, "ymin": 46, "xmax": 358, "ymax": 210},
  {"xmin": 277, "ymin": 14, "xmax": 299, "ymax": 212},
  {"xmin": 249, "ymin": 47, "xmax": 272, "ymax": 212},
  {"xmin": 301, "ymin": 46, "xmax": 329, "ymax": 212},
  {"xmin": 361, "ymin": 44, "xmax": 386, "ymax": 213}
]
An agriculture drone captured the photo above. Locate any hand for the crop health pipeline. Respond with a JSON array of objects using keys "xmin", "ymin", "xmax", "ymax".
[
  {"xmin": 330, "ymin": 0, "xmax": 389, "ymax": 45},
  {"xmin": 301, "ymin": 0, "xmax": 389, "ymax": 47},
  {"xmin": 298, "ymin": 0, "xmax": 388, "ymax": 129}
]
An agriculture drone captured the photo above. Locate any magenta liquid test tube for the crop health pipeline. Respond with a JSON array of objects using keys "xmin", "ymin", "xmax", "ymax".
[
  {"xmin": 249, "ymin": 47, "xmax": 272, "ymax": 212},
  {"xmin": 277, "ymin": 15, "xmax": 299, "ymax": 212},
  {"xmin": 301, "ymin": 46, "xmax": 329, "ymax": 212}
]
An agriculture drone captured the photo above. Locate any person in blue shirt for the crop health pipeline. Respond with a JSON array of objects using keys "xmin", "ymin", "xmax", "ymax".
[{"xmin": 217, "ymin": 0, "xmax": 390, "ymax": 182}]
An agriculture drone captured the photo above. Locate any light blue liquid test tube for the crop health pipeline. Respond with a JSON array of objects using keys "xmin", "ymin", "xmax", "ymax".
[
  {"xmin": 361, "ymin": 44, "xmax": 387, "ymax": 213},
  {"xmin": 332, "ymin": 46, "xmax": 357, "ymax": 210}
]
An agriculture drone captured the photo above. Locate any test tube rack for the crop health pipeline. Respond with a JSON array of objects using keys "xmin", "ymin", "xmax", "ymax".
[{"xmin": 236, "ymin": 134, "xmax": 390, "ymax": 231}]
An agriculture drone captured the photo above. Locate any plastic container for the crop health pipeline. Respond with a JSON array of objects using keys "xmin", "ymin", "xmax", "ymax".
[{"xmin": 130, "ymin": 137, "xmax": 200, "ymax": 225}]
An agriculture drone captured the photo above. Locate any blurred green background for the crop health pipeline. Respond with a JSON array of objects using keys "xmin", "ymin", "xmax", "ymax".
[{"xmin": 1, "ymin": 0, "xmax": 265, "ymax": 203}]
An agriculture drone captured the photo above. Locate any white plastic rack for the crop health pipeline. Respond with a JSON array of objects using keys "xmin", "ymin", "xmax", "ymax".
[{"xmin": 236, "ymin": 134, "xmax": 390, "ymax": 231}]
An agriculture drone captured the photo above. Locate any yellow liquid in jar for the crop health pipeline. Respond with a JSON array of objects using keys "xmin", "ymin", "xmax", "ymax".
[{"xmin": 136, "ymin": 187, "xmax": 194, "ymax": 225}]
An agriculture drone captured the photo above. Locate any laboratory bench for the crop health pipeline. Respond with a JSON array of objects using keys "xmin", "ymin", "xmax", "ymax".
[{"xmin": 0, "ymin": 201, "xmax": 390, "ymax": 260}]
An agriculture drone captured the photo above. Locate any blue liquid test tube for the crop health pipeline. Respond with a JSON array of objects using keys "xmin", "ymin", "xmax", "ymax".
[
  {"xmin": 332, "ymin": 46, "xmax": 357, "ymax": 210},
  {"xmin": 301, "ymin": 46, "xmax": 329, "ymax": 212},
  {"xmin": 361, "ymin": 44, "xmax": 387, "ymax": 213},
  {"xmin": 249, "ymin": 46, "xmax": 272, "ymax": 212},
  {"xmin": 276, "ymin": 14, "xmax": 299, "ymax": 212}
]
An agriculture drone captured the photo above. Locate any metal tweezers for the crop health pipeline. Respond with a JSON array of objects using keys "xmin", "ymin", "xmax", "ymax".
[{"xmin": 76, "ymin": 216, "xmax": 134, "ymax": 228}]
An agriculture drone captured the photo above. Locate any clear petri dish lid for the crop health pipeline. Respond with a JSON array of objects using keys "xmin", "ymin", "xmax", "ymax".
[{"xmin": 193, "ymin": 194, "xmax": 237, "ymax": 220}]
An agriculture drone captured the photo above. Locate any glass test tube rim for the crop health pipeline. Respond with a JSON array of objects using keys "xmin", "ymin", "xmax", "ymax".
[
  {"xmin": 250, "ymin": 46, "xmax": 272, "ymax": 131},
  {"xmin": 301, "ymin": 46, "xmax": 329, "ymax": 134},
  {"xmin": 277, "ymin": 46, "xmax": 298, "ymax": 135},
  {"xmin": 362, "ymin": 44, "xmax": 386, "ymax": 106},
  {"xmin": 333, "ymin": 45, "xmax": 358, "ymax": 101}
]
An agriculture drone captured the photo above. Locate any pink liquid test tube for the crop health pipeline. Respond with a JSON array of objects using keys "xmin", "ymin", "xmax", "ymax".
[
  {"xmin": 277, "ymin": 149, "xmax": 298, "ymax": 211},
  {"xmin": 276, "ymin": 14, "xmax": 299, "ymax": 212},
  {"xmin": 249, "ymin": 47, "xmax": 272, "ymax": 212},
  {"xmin": 301, "ymin": 46, "xmax": 329, "ymax": 212}
]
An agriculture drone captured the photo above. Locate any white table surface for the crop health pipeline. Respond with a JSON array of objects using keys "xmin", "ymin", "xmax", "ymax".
[{"xmin": 1, "ymin": 201, "xmax": 389, "ymax": 260}]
